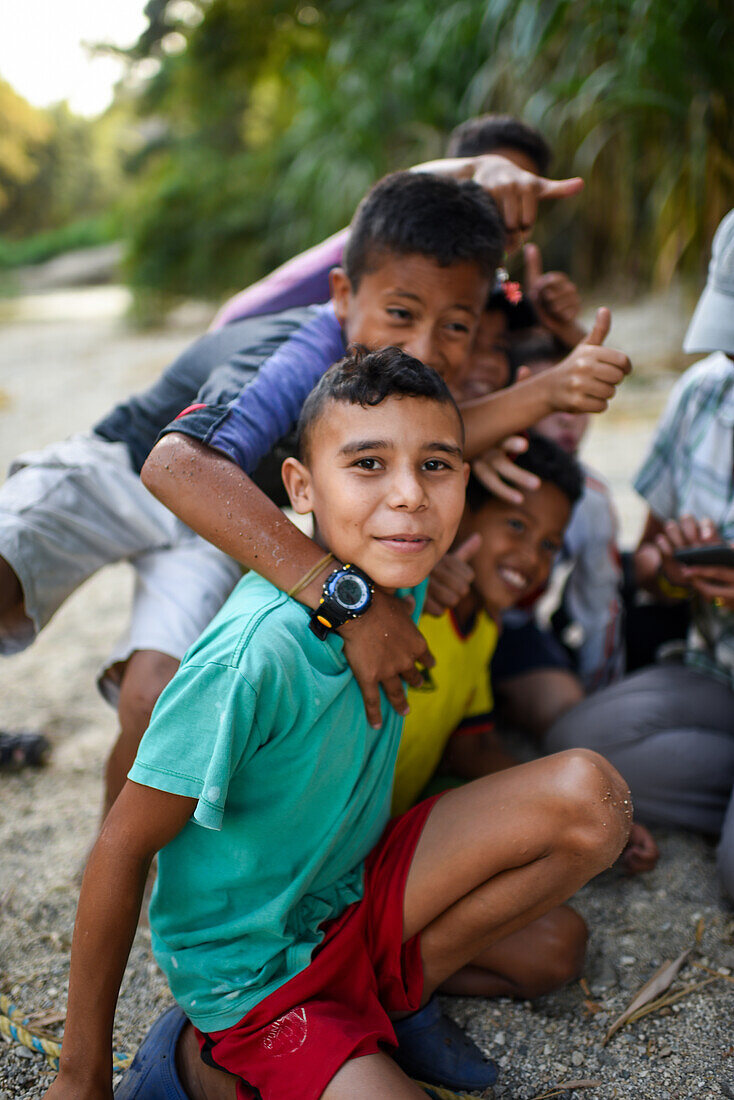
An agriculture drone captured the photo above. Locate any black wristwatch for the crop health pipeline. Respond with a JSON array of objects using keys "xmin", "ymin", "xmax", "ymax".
[{"xmin": 309, "ymin": 565, "xmax": 375, "ymax": 639}]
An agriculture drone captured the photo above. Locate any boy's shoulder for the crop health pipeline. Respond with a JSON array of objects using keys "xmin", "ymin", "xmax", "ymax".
[
  {"xmin": 184, "ymin": 572, "xmax": 345, "ymax": 683},
  {"xmin": 194, "ymin": 302, "xmax": 339, "ymax": 387},
  {"xmin": 189, "ymin": 573, "xmax": 428, "ymax": 691},
  {"xmin": 682, "ymin": 350, "xmax": 732, "ymax": 386},
  {"xmin": 578, "ymin": 464, "xmax": 615, "ymax": 513},
  {"xmin": 667, "ymin": 352, "xmax": 734, "ymax": 419},
  {"xmin": 157, "ymin": 301, "xmax": 346, "ymax": 476},
  {"xmin": 563, "ymin": 463, "xmax": 618, "ymax": 554},
  {"xmin": 211, "ymin": 230, "xmax": 347, "ymax": 328}
]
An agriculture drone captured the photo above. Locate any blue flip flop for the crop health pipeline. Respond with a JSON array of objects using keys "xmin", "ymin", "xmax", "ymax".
[
  {"xmin": 393, "ymin": 998, "xmax": 498, "ymax": 1092},
  {"xmin": 115, "ymin": 1005, "xmax": 189, "ymax": 1099}
]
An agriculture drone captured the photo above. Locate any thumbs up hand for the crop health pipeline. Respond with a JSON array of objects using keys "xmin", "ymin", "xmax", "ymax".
[
  {"xmin": 538, "ymin": 307, "xmax": 631, "ymax": 415},
  {"xmin": 583, "ymin": 307, "xmax": 612, "ymax": 346},
  {"xmin": 423, "ymin": 534, "xmax": 482, "ymax": 617}
]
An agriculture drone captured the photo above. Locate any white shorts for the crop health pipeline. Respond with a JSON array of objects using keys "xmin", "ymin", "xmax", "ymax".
[{"xmin": 0, "ymin": 433, "xmax": 242, "ymax": 704}]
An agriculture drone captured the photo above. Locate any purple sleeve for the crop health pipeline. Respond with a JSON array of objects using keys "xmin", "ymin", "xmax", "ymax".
[
  {"xmin": 210, "ymin": 230, "xmax": 348, "ymax": 329},
  {"xmin": 165, "ymin": 305, "xmax": 346, "ymax": 473}
]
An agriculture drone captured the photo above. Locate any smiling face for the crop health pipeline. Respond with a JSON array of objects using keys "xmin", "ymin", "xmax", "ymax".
[
  {"xmin": 282, "ymin": 394, "xmax": 468, "ymax": 591},
  {"xmin": 460, "ymin": 481, "xmax": 571, "ymax": 618},
  {"xmin": 330, "ymin": 253, "xmax": 490, "ymax": 393}
]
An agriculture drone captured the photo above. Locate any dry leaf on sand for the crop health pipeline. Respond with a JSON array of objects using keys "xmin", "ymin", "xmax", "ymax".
[{"xmin": 603, "ymin": 948, "xmax": 690, "ymax": 1044}]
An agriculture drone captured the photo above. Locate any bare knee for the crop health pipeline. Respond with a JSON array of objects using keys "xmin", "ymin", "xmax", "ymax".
[
  {"xmin": 0, "ymin": 555, "xmax": 24, "ymax": 617},
  {"xmin": 104, "ymin": 651, "xmax": 180, "ymax": 816},
  {"xmin": 548, "ymin": 749, "xmax": 632, "ymax": 869},
  {"xmin": 118, "ymin": 650, "xmax": 180, "ymax": 739}
]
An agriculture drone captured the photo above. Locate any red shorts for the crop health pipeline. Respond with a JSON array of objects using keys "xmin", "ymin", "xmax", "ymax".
[{"xmin": 195, "ymin": 794, "xmax": 441, "ymax": 1100}]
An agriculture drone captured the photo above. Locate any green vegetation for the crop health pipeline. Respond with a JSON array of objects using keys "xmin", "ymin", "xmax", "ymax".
[
  {"xmin": 2, "ymin": 1, "xmax": 732, "ymax": 305},
  {"xmin": 0, "ymin": 214, "xmax": 118, "ymax": 270},
  {"xmin": 120, "ymin": 0, "xmax": 734, "ymax": 303},
  {"xmin": 0, "ymin": 80, "xmax": 131, "ymax": 270}
]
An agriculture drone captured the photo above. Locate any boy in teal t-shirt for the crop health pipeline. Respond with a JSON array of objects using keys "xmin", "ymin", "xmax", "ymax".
[
  {"xmin": 131, "ymin": 566, "xmax": 423, "ymax": 1032},
  {"xmin": 46, "ymin": 349, "xmax": 631, "ymax": 1100}
]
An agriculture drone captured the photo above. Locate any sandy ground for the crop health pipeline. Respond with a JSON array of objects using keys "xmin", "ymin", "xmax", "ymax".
[{"xmin": 0, "ymin": 287, "xmax": 732, "ymax": 1100}]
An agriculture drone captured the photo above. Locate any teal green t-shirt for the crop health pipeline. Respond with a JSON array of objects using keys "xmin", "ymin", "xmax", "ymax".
[{"xmin": 128, "ymin": 572, "xmax": 425, "ymax": 1033}]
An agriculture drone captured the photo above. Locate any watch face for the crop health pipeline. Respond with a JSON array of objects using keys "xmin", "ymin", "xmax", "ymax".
[{"xmin": 332, "ymin": 572, "xmax": 370, "ymax": 611}]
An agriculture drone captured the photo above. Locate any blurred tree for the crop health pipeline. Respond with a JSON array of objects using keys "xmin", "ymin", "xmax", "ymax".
[
  {"xmin": 4, "ymin": 103, "xmax": 128, "ymax": 237},
  {"xmin": 0, "ymin": 80, "xmax": 52, "ymax": 225},
  {"xmin": 116, "ymin": 0, "xmax": 733, "ymax": 301},
  {"xmin": 466, "ymin": 0, "xmax": 734, "ymax": 286},
  {"xmin": 0, "ymin": 77, "xmax": 135, "ymax": 245}
]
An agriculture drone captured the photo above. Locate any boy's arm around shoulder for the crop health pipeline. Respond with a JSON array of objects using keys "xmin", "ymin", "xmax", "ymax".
[
  {"xmin": 142, "ymin": 437, "xmax": 434, "ymax": 730},
  {"xmin": 44, "ymin": 782, "xmax": 195, "ymax": 1100},
  {"xmin": 460, "ymin": 309, "xmax": 631, "ymax": 459}
]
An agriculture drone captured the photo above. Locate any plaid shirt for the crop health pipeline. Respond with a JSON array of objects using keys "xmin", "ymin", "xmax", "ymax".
[{"xmin": 635, "ymin": 352, "xmax": 734, "ymax": 687}]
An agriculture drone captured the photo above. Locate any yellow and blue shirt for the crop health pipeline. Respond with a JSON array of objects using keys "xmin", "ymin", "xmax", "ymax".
[{"xmin": 392, "ymin": 608, "xmax": 498, "ymax": 815}]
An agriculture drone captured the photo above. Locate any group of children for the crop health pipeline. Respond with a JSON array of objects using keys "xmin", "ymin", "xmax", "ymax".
[{"xmin": 0, "ymin": 112, "xmax": 729, "ymax": 1098}]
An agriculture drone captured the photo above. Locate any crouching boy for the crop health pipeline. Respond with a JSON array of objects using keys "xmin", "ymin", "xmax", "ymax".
[{"xmin": 45, "ymin": 349, "xmax": 631, "ymax": 1100}]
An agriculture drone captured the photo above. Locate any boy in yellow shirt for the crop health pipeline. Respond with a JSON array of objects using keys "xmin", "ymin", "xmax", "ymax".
[
  {"xmin": 393, "ymin": 433, "xmax": 589, "ymax": 1000},
  {"xmin": 394, "ymin": 432, "xmax": 581, "ymax": 814}
]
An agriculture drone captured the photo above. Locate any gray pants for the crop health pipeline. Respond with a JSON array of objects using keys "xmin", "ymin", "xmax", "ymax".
[{"xmin": 545, "ymin": 664, "xmax": 734, "ymax": 897}]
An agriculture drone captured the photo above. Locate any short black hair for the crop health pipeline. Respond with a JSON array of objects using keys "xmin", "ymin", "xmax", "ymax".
[
  {"xmin": 342, "ymin": 171, "xmax": 504, "ymax": 290},
  {"xmin": 297, "ymin": 345, "xmax": 463, "ymax": 463},
  {"xmin": 466, "ymin": 431, "xmax": 583, "ymax": 512},
  {"xmin": 509, "ymin": 330, "xmax": 566, "ymax": 376},
  {"xmin": 446, "ymin": 115, "xmax": 552, "ymax": 176}
]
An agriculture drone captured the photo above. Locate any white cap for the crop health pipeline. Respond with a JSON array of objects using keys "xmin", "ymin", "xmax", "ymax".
[{"xmin": 683, "ymin": 209, "xmax": 734, "ymax": 356}]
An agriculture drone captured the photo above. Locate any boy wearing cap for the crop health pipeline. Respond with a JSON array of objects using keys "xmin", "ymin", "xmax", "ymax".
[{"xmin": 547, "ymin": 209, "xmax": 734, "ymax": 897}]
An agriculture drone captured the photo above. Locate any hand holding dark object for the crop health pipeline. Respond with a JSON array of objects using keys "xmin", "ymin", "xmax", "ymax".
[
  {"xmin": 423, "ymin": 535, "xmax": 482, "ymax": 617},
  {"xmin": 673, "ymin": 544, "xmax": 734, "ymax": 568},
  {"xmin": 619, "ymin": 822, "xmax": 659, "ymax": 875},
  {"xmin": 673, "ymin": 539, "xmax": 734, "ymax": 608},
  {"xmin": 683, "ymin": 563, "xmax": 734, "ymax": 611},
  {"xmin": 339, "ymin": 587, "xmax": 435, "ymax": 728},
  {"xmin": 652, "ymin": 515, "xmax": 722, "ymax": 593}
]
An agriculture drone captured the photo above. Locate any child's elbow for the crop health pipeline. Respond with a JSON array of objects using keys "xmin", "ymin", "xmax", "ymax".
[{"xmin": 141, "ymin": 435, "xmax": 185, "ymax": 501}]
